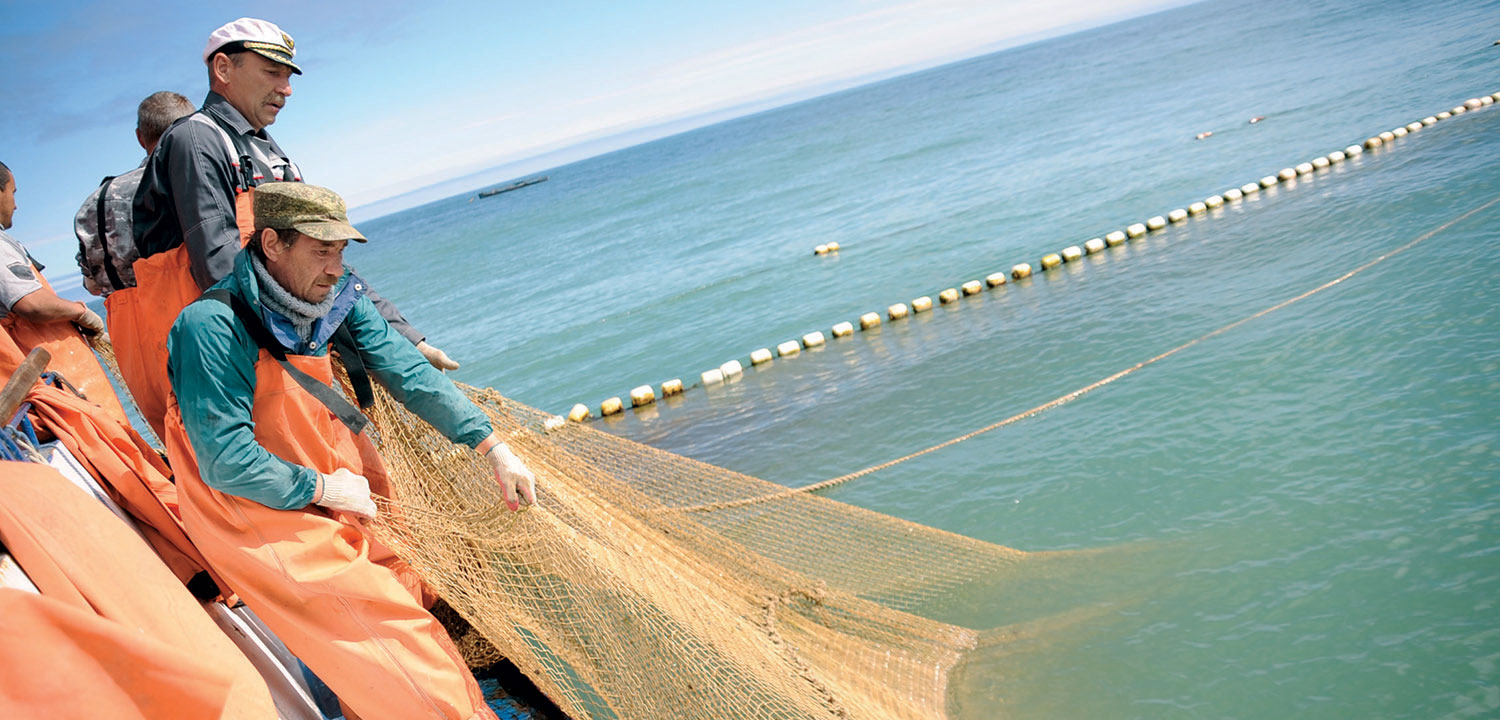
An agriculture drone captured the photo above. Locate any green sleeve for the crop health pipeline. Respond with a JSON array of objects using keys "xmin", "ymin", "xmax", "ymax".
[
  {"xmin": 167, "ymin": 299, "xmax": 320, "ymax": 509},
  {"xmin": 344, "ymin": 295, "xmax": 493, "ymax": 447}
]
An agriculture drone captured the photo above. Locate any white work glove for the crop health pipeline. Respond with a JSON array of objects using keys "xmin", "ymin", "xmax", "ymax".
[
  {"xmin": 417, "ymin": 340, "xmax": 460, "ymax": 371},
  {"xmin": 74, "ymin": 307, "xmax": 107, "ymax": 337},
  {"xmin": 314, "ymin": 468, "xmax": 378, "ymax": 520},
  {"xmin": 483, "ymin": 442, "xmax": 537, "ymax": 511}
]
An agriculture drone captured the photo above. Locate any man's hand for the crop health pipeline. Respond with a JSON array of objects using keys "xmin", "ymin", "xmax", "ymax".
[
  {"xmin": 314, "ymin": 468, "xmax": 378, "ymax": 519},
  {"xmin": 483, "ymin": 442, "xmax": 537, "ymax": 511},
  {"xmin": 74, "ymin": 307, "xmax": 107, "ymax": 337},
  {"xmin": 417, "ymin": 340, "xmax": 460, "ymax": 371}
]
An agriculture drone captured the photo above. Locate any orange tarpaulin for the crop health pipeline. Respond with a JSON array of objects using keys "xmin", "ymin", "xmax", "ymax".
[
  {"xmin": 0, "ymin": 461, "xmax": 276, "ymax": 718},
  {"xmin": 2, "ymin": 319, "xmax": 218, "ymax": 594},
  {"xmin": 22, "ymin": 380, "xmax": 220, "ymax": 591},
  {"xmin": 0, "ymin": 589, "xmax": 235, "ymax": 719}
]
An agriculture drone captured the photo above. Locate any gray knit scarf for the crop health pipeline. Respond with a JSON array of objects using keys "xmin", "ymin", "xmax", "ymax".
[{"xmin": 250, "ymin": 253, "xmax": 338, "ymax": 344}]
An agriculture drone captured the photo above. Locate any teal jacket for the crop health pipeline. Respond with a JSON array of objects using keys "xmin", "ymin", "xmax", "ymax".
[{"xmin": 167, "ymin": 250, "xmax": 492, "ymax": 510}]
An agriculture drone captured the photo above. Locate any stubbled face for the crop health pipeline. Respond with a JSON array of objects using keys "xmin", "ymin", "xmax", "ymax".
[
  {"xmin": 218, "ymin": 52, "xmax": 294, "ymax": 130},
  {"xmin": 264, "ymin": 231, "xmax": 346, "ymax": 303},
  {"xmin": 0, "ymin": 178, "xmax": 16, "ymax": 230}
]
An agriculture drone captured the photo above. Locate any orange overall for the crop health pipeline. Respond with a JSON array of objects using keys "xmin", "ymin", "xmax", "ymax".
[
  {"xmin": 1, "ymin": 268, "xmax": 129, "ymax": 428},
  {"xmin": 0, "ymin": 319, "xmax": 31, "ymax": 377},
  {"xmin": 107, "ymin": 190, "xmax": 256, "ymax": 440},
  {"xmin": 0, "ymin": 461, "xmax": 276, "ymax": 718},
  {"xmin": 164, "ymin": 347, "xmax": 493, "ymax": 720}
]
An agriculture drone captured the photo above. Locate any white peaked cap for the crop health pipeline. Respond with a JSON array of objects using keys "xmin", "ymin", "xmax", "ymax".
[{"xmin": 203, "ymin": 18, "xmax": 301, "ymax": 74}]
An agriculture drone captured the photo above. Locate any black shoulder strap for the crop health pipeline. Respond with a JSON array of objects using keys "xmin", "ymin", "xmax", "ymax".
[
  {"xmin": 330, "ymin": 322, "xmax": 374, "ymax": 409},
  {"xmin": 94, "ymin": 175, "xmax": 126, "ymax": 292},
  {"xmin": 200, "ymin": 289, "xmax": 369, "ymax": 435}
]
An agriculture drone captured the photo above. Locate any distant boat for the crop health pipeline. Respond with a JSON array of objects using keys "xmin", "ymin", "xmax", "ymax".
[{"xmin": 478, "ymin": 176, "xmax": 548, "ymax": 198}]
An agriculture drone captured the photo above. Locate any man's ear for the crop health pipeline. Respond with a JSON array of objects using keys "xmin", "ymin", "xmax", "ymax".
[
  {"xmin": 260, "ymin": 228, "xmax": 286, "ymax": 262},
  {"xmin": 210, "ymin": 53, "xmax": 233, "ymax": 86}
]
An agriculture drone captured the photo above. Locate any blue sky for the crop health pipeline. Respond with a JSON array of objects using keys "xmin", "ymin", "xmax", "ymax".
[{"xmin": 1, "ymin": 0, "xmax": 1188, "ymax": 294}]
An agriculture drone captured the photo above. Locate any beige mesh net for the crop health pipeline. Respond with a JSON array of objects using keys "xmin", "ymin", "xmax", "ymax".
[
  {"xmin": 91, "ymin": 335, "xmax": 1035, "ymax": 718},
  {"xmin": 362, "ymin": 382, "xmax": 1029, "ymax": 720}
]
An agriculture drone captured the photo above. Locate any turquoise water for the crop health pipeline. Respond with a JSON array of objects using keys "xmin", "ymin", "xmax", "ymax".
[{"xmin": 353, "ymin": 0, "xmax": 1500, "ymax": 716}]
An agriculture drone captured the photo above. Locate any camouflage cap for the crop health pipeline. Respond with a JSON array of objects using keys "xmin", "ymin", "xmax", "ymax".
[{"xmin": 253, "ymin": 182, "xmax": 366, "ymax": 242}]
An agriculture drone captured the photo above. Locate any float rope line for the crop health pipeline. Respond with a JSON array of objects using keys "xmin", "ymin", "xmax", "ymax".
[
  {"xmin": 581, "ymin": 90, "xmax": 1500, "ymax": 421},
  {"xmin": 673, "ymin": 190, "xmax": 1500, "ymax": 514}
]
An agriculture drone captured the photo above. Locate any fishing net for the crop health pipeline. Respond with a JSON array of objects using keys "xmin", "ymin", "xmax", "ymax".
[
  {"xmin": 361, "ymin": 381, "xmax": 1027, "ymax": 720},
  {"xmin": 90, "ymin": 334, "xmax": 1030, "ymax": 718}
]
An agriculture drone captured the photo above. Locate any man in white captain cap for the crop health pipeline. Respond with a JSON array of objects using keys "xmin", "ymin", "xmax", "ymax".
[{"xmin": 120, "ymin": 18, "xmax": 461, "ymax": 442}]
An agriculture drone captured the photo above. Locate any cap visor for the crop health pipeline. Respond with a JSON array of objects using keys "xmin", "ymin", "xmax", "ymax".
[
  {"xmin": 249, "ymin": 47, "xmax": 302, "ymax": 74},
  {"xmin": 295, "ymin": 221, "xmax": 366, "ymax": 243}
]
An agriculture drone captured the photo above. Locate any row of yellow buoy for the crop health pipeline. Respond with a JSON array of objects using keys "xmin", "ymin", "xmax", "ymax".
[{"xmin": 567, "ymin": 90, "xmax": 1499, "ymax": 422}]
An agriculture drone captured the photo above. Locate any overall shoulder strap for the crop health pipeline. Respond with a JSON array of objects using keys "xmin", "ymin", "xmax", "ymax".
[
  {"xmin": 199, "ymin": 111, "xmax": 300, "ymax": 184},
  {"xmin": 199, "ymin": 289, "xmax": 369, "ymax": 435},
  {"xmin": 194, "ymin": 112, "xmax": 255, "ymax": 192},
  {"xmin": 329, "ymin": 323, "xmax": 374, "ymax": 409},
  {"xmin": 94, "ymin": 175, "xmax": 126, "ymax": 291}
]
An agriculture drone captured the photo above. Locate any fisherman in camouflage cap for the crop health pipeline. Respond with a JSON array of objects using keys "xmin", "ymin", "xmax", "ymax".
[{"xmin": 165, "ymin": 181, "xmax": 534, "ymax": 719}]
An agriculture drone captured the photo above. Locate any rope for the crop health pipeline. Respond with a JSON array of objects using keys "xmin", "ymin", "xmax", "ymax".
[
  {"xmin": 674, "ymin": 191, "xmax": 1500, "ymax": 514},
  {"xmin": 87, "ymin": 332, "xmax": 165, "ymax": 449}
]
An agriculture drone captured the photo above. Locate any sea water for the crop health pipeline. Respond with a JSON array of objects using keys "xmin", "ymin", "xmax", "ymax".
[{"xmin": 351, "ymin": 0, "xmax": 1500, "ymax": 716}]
